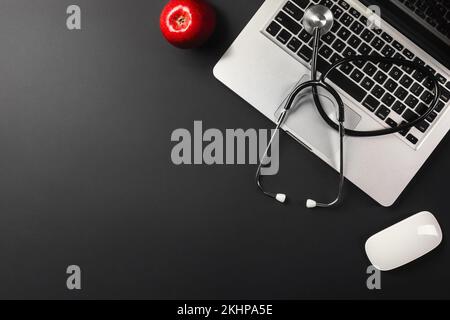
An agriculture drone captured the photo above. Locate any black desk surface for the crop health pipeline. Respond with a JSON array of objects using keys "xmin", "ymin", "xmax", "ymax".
[{"xmin": 0, "ymin": 0, "xmax": 449, "ymax": 299}]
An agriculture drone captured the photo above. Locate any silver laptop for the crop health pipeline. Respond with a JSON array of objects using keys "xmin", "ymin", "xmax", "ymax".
[{"xmin": 213, "ymin": 0, "xmax": 450, "ymax": 207}]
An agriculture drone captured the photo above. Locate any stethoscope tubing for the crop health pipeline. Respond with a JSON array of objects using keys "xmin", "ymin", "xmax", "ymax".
[
  {"xmin": 314, "ymin": 55, "xmax": 442, "ymax": 137},
  {"xmin": 256, "ymin": 78, "xmax": 347, "ymax": 207}
]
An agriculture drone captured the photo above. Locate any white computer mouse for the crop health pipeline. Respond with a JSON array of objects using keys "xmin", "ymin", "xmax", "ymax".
[{"xmin": 365, "ymin": 211, "xmax": 443, "ymax": 271}]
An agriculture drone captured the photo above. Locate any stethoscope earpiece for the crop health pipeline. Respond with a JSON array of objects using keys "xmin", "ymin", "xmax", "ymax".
[
  {"xmin": 276, "ymin": 194, "xmax": 287, "ymax": 203},
  {"xmin": 306, "ymin": 199, "xmax": 317, "ymax": 209}
]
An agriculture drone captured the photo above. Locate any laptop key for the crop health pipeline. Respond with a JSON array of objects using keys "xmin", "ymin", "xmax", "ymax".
[
  {"xmin": 436, "ymin": 74, "xmax": 447, "ymax": 84},
  {"xmin": 328, "ymin": 71, "xmax": 366, "ymax": 102},
  {"xmin": 361, "ymin": 77, "xmax": 375, "ymax": 90},
  {"xmin": 319, "ymin": 0, "xmax": 333, "ymax": 8},
  {"xmin": 376, "ymin": 105, "xmax": 391, "ymax": 120},
  {"xmin": 359, "ymin": 15, "xmax": 368, "ymax": 25},
  {"xmin": 374, "ymin": 71, "xmax": 388, "ymax": 85},
  {"xmin": 440, "ymin": 87, "xmax": 450, "ymax": 103},
  {"xmin": 372, "ymin": 85, "xmax": 385, "ymax": 99},
  {"xmin": 331, "ymin": 21, "xmax": 341, "ymax": 33},
  {"xmin": 350, "ymin": 69, "xmax": 364, "ymax": 83},
  {"xmin": 386, "ymin": 118, "xmax": 398, "ymax": 128},
  {"xmin": 381, "ymin": 32, "xmax": 393, "ymax": 43},
  {"xmin": 331, "ymin": 5, "xmax": 344, "ymax": 19},
  {"xmin": 347, "ymin": 35, "xmax": 362, "ymax": 48},
  {"xmin": 410, "ymin": 83, "xmax": 424, "ymax": 96},
  {"xmin": 275, "ymin": 12, "xmax": 302, "ymax": 35},
  {"xmin": 399, "ymin": 121, "xmax": 410, "ymax": 136},
  {"xmin": 363, "ymin": 62, "xmax": 377, "ymax": 76},
  {"xmin": 403, "ymin": 109, "xmax": 419, "ymax": 122},
  {"xmin": 389, "ymin": 67, "xmax": 403, "ymax": 80},
  {"xmin": 415, "ymin": 102, "xmax": 428, "ymax": 115},
  {"xmin": 426, "ymin": 111, "xmax": 438, "ymax": 123},
  {"xmin": 379, "ymin": 63, "xmax": 391, "ymax": 72},
  {"xmin": 287, "ymin": 37, "xmax": 302, "ymax": 52},
  {"xmin": 342, "ymin": 47, "xmax": 356, "ymax": 57},
  {"xmin": 403, "ymin": 48, "xmax": 414, "ymax": 60},
  {"xmin": 373, "ymin": 28, "xmax": 382, "ymax": 35},
  {"xmin": 337, "ymin": 27, "xmax": 351, "ymax": 41},
  {"xmin": 415, "ymin": 120, "xmax": 430, "ymax": 133},
  {"xmin": 435, "ymin": 101, "xmax": 445, "ymax": 112},
  {"xmin": 392, "ymin": 40, "xmax": 403, "ymax": 51},
  {"xmin": 358, "ymin": 42, "xmax": 372, "ymax": 55},
  {"xmin": 394, "ymin": 87, "xmax": 408, "ymax": 100},
  {"xmin": 277, "ymin": 29, "xmax": 292, "ymax": 44},
  {"xmin": 298, "ymin": 45, "xmax": 312, "ymax": 61},
  {"xmin": 406, "ymin": 134, "xmax": 418, "ymax": 145},
  {"xmin": 340, "ymin": 13, "xmax": 354, "ymax": 26},
  {"xmin": 412, "ymin": 70, "xmax": 426, "ymax": 82},
  {"xmin": 393, "ymin": 52, "xmax": 404, "ymax": 61},
  {"xmin": 298, "ymin": 30, "xmax": 312, "ymax": 43},
  {"xmin": 323, "ymin": 32, "xmax": 335, "ymax": 45},
  {"xmin": 349, "ymin": 8, "xmax": 361, "ymax": 18},
  {"xmin": 384, "ymin": 79, "xmax": 398, "ymax": 92},
  {"xmin": 392, "ymin": 101, "xmax": 406, "ymax": 115},
  {"xmin": 413, "ymin": 57, "xmax": 425, "ymax": 66},
  {"xmin": 361, "ymin": 29, "xmax": 375, "ymax": 42},
  {"xmin": 402, "ymin": 64, "xmax": 415, "ymax": 74},
  {"xmin": 283, "ymin": 1, "xmax": 304, "ymax": 21},
  {"xmin": 292, "ymin": 0, "xmax": 309, "ymax": 9},
  {"xmin": 400, "ymin": 74, "xmax": 413, "ymax": 89},
  {"xmin": 423, "ymin": 78, "xmax": 434, "ymax": 90},
  {"xmin": 332, "ymin": 39, "xmax": 346, "ymax": 52},
  {"xmin": 363, "ymin": 95, "xmax": 380, "ymax": 111},
  {"xmin": 381, "ymin": 44, "xmax": 395, "ymax": 57},
  {"xmin": 425, "ymin": 66, "xmax": 436, "ymax": 76},
  {"xmin": 382, "ymin": 93, "xmax": 395, "ymax": 107},
  {"xmin": 354, "ymin": 59, "xmax": 365, "ymax": 68},
  {"xmin": 371, "ymin": 37, "xmax": 385, "ymax": 50},
  {"xmin": 266, "ymin": 21, "xmax": 282, "ymax": 37},
  {"xmin": 315, "ymin": 58, "xmax": 366, "ymax": 103},
  {"xmin": 340, "ymin": 63, "xmax": 354, "ymax": 75},
  {"xmin": 329, "ymin": 53, "xmax": 342, "ymax": 64},
  {"xmin": 350, "ymin": 21, "xmax": 364, "ymax": 35},
  {"xmin": 339, "ymin": 0, "xmax": 350, "ymax": 10},
  {"xmin": 405, "ymin": 95, "xmax": 419, "ymax": 108},
  {"xmin": 319, "ymin": 44, "xmax": 333, "ymax": 59}
]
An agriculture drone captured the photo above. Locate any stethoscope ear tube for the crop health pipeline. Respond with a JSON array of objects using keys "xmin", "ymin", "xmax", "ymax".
[{"xmin": 255, "ymin": 80, "xmax": 347, "ymax": 208}]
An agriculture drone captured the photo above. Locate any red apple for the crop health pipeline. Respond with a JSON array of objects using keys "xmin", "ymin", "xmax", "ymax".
[{"xmin": 160, "ymin": 0, "xmax": 216, "ymax": 49}]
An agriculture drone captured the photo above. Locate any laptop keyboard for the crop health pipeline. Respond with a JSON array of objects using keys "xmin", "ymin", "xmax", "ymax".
[
  {"xmin": 396, "ymin": 0, "xmax": 450, "ymax": 41},
  {"xmin": 263, "ymin": 0, "xmax": 450, "ymax": 148}
]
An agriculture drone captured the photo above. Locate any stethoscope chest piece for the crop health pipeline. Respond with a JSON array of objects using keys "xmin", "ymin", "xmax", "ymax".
[{"xmin": 303, "ymin": 5, "xmax": 334, "ymax": 36}]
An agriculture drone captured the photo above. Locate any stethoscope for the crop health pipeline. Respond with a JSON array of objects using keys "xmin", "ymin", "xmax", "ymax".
[{"xmin": 256, "ymin": 5, "xmax": 442, "ymax": 209}]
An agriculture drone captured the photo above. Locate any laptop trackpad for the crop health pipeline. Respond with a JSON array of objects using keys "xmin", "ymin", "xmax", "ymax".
[{"xmin": 275, "ymin": 76, "xmax": 362, "ymax": 162}]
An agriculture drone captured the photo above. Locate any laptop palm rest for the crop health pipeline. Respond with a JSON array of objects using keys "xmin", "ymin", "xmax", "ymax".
[{"xmin": 275, "ymin": 75, "xmax": 362, "ymax": 162}]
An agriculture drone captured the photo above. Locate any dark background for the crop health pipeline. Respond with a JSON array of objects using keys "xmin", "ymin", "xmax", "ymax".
[{"xmin": 0, "ymin": 0, "xmax": 448, "ymax": 300}]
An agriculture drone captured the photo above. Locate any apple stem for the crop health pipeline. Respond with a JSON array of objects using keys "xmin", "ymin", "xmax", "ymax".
[{"xmin": 177, "ymin": 16, "xmax": 186, "ymax": 26}]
